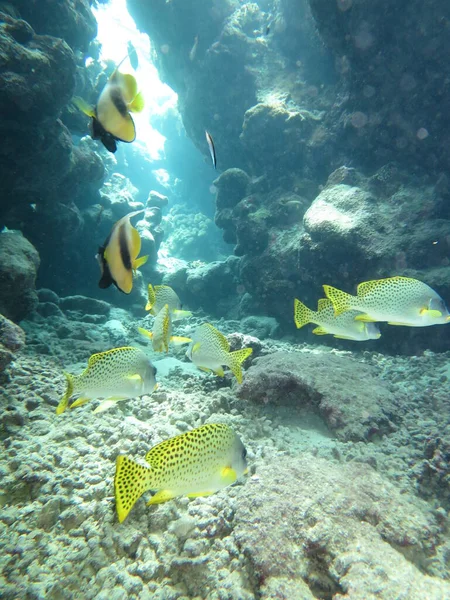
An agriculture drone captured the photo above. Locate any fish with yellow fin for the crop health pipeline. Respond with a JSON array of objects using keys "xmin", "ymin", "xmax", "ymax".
[
  {"xmin": 138, "ymin": 303, "xmax": 191, "ymax": 352},
  {"xmin": 324, "ymin": 276, "xmax": 450, "ymax": 327},
  {"xmin": 97, "ymin": 209, "xmax": 148, "ymax": 294},
  {"xmin": 186, "ymin": 323, "xmax": 252, "ymax": 383},
  {"xmin": 294, "ymin": 298, "xmax": 381, "ymax": 341},
  {"xmin": 56, "ymin": 347, "xmax": 157, "ymax": 415},
  {"xmin": 114, "ymin": 423, "xmax": 248, "ymax": 523},
  {"xmin": 73, "ymin": 56, "xmax": 145, "ymax": 153},
  {"xmin": 145, "ymin": 284, "xmax": 192, "ymax": 321}
]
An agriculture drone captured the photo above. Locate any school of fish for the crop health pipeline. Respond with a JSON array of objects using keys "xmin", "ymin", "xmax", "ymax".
[{"xmin": 58, "ymin": 53, "xmax": 450, "ymax": 526}]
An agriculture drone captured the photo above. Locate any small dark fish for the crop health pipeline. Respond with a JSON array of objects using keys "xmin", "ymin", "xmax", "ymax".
[
  {"xmin": 189, "ymin": 35, "xmax": 199, "ymax": 61},
  {"xmin": 127, "ymin": 41, "xmax": 139, "ymax": 70},
  {"xmin": 265, "ymin": 24, "xmax": 271, "ymax": 35},
  {"xmin": 205, "ymin": 130, "xmax": 217, "ymax": 169}
]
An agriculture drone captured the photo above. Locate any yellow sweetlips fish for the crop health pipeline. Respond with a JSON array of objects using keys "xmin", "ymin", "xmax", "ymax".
[
  {"xmin": 73, "ymin": 57, "xmax": 145, "ymax": 153},
  {"xmin": 138, "ymin": 303, "xmax": 191, "ymax": 352},
  {"xmin": 145, "ymin": 284, "xmax": 192, "ymax": 321},
  {"xmin": 324, "ymin": 276, "xmax": 450, "ymax": 327},
  {"xmin": 97, "ymin": 210, "xmax": 148, "ymax": 294},
  {"xmin": 114, "ymin": 423, "xmax": 248, "ymax": 523},
  {"xmin": 294, "ymin": 298, "xmax": 381, "ymax": 341},
  {"xmin": 56, "ymin": 347, "xmax": 158, "ymax": 415},
  {"xmin": 186, "ymin": 323, "xmax": 252, "ymax": 384}
]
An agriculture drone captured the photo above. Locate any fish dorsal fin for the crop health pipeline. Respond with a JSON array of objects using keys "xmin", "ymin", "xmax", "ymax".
[
  {"xmin": 87, "ymin": 347, "xmax": 134, "ymax": 368},
  {"xmin": 356, "ymin": 279, "xmax": 385, "ymax": 297},
  {"xmin": 155, "ymin": 284, "xmax": 169, "ymax": 294},
  {"xmin": 206, "ymin": 323, "xmax": 229, "ymax": 352},
  {"xmin": 317, "ymin": 298, "xmax": 332, "ymax": 312},
  {"xmin": 162, "ymin": 305, "xmax": 171, "ymax": 350},
  {"xmin": 146, "ymin": 284, "xmax": 156, "ymax": 311},
  {"xmin": 356, "ymin": 277, "xmax": 409, "ymax": 297}
]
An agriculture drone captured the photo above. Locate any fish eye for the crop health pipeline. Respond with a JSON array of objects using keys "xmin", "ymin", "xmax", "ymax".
[
  {"xmin": 242, "ymin": 447, "xmax": 247, "ymax": 459},
  {"xmin": 153, "ymin": 366, "xmax": 157, "ymax": 376}
]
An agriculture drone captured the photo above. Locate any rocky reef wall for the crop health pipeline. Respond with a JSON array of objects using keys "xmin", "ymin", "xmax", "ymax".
[
  {"xmin": 127, "ymin": 0, "xmax": 450, "ymax": 352},
  {"xmin": 0, "ymin": 1, "xmax": 105, "ymax": 302}
]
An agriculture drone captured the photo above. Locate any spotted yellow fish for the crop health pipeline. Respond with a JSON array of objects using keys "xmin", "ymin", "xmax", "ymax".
[
  {"xmin": 145, "ymin": 284, "xmax": 192, "ymax": 321},
  {"xmin": 114, "ymin": 423, "xmax": 248, "ymax": 523},
  {"xmin": 294, "ymin": 298, "xmax": 381, "ymax": 341},
  {"xmin": 324, "ymin": 276, "xmax": 450, "ymax": 327},
  {"xmin": 186, "ymin": 323, "xmax": 252, "ymax": 383},
  {"xmin": 138, "ymin": 303, "xmax": 191, "ymax": 352},
  {"xmin": 56, "ymin": 347, "xmax": 157, "ymax": 415}
]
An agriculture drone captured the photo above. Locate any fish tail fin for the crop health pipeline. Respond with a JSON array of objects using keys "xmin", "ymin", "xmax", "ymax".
[
  {"xmin": 170, "ymin": 336, "xmax": 192, "ymax": 345},
  {"xmin": 129, "ymin": 91, "xmax": 145, "ymax": 113},
  {"xmin": 226, "ymin": 348, "xmax": 253, "ymax": 384},
  {"xmin": 293, "ymin": 298, "xmax": 314, "ymax": 328},
  {"xmin": 72, "ymin": 96, "xmax": 95, "ymax": 118},
  {"xmin": 114, "ymin": 455, "xmax": 153, "ymax": 523},
  {"xmin": 56, "ymin": 373, "xmax": 75, "ymax": 415},
  {"xmin": 323, "ymin": 285, "xmax": 352, "ymax": 316},
  {"xmin": 133, "ymin": 255, "xmax": 148, "ymax": 270},
  {"xmin": 172, "ymin": 309, "xmax": 193, "ymax": 320},
  {"xmin": 138, "ymin": 327, "xmax": 153, "ymax": 339}
]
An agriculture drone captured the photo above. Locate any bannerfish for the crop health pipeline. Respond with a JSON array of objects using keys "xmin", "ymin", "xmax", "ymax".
[
  {"xmin": 205, "ymin": 130, "xmax": 217, "ymax": 169},
  {"xmin": 56, "ymin": 347, "xmax": 157, "ymax": 415},
  {"xmin": 138, "ymin": 303, "xmax": 191, "ymax": 353},
  {"xmin": 127, "ymin": 41, "xmax": 139, "ymax": 70},
  {"xmin": 73, "ymin": 57, "xmax": 145, "ymax": 153},
  {"xmin": 186, "ymin": 323, "xmax": 252, "ymax": 383},
  {"xmin": 324, "ymin": 276, "xmax": 450, "ymax": 327},
  {"xmin": 294, "ymin": 298, "xmax": 381, "ymax": 341},
  {"xmin": 115, "ymin": 423, "xmax": 248, "ymax": 523},
  {"xmin": 97, "ymin": 209, "xmax": 148, "ymax": 294},
  {"xmin": 145, "ymin": 284, "xmax": 192, "ymax": 321}
]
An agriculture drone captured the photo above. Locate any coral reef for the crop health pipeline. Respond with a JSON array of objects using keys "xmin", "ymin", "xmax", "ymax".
[
  {"xmin": 0, "ymin": 314, "xmax": 25, "ymax": 374},
  {"xmin": 1, "ymin": 323, "xmax": 450, "ymax": 598},
  {"xmin": 237, "ymin": 351, "xmax": 397, "ymax": 442},
  {"xmin": 0, "ymin": 232, "xmax": 40, "ymax": 322}
]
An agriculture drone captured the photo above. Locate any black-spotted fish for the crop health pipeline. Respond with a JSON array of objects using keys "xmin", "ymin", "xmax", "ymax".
[
  {"xmin": 138, "ymin": 303, "xmax": 191, "ymax": 353},
  {"xmin": 145, "ymin": 284, "xmax": 192, "ymax": 321},
  {"xmin": 97, "ymin": 209, "xmax": 148, "ymax": 294},
  {"xmin": 324, "ymin": 276, "xmax": 450, "ymax": 327},
  {"xmin": 114, "ymin": 423, "xmax": 248, "ymax": 523},
  {"xmin": 294, "ymin": 298, "xmax": 381, "ymax": 341},
  {"xmin": 56, "ymin": 347, "xmax": 157, "ymax": 415},
  {"xmin": 73, "ymin": 57, "xmax": 145, "ymax": 153},
  {"xmin": 205, "ymin": 130, "xmax": 217, "ymax": 169},
  {"xmin": 186, "ymin": 323, "xmax": 252, "ymax": 383}
]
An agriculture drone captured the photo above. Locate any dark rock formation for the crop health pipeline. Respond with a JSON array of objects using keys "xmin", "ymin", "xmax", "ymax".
[
  {"xmin": 8, "ymin": 0, "xmax": 97, "ymax": 51},
  {"xmin": 237, "ymin": 351, "xmax": 398, "ymax": 441},
  {"xmin": 0, "ymin": 5, "xmax": 104, "ymax": 294},
  {"xmin": 0, "ymin": 233, "xmax": 40, "ymax": 322},
  {"xmin": 0, "ymin": 313, "xmax": 25, "ymax": 373},
  {"xmin": 185, "ymin": 256, "xmax": 241, "ymax": 316}
]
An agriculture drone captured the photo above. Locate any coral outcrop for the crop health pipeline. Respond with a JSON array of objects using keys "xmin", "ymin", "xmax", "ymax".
[
  {"xmin": 0, "ymin": 232, "xmax": 40, "ymax": 322},
  {"xmin": 237, "ymin": 351, "xmax": 397, "ymax": 441},
  {"xmin": 0, "ymin": 314, "xmax": 25, "ymax": 374}
]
